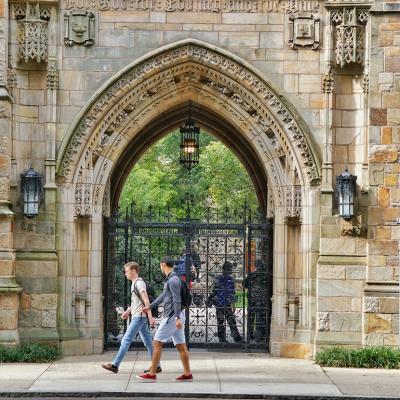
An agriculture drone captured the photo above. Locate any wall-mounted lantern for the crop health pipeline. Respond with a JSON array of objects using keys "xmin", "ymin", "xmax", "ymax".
[
  {"xmin": 21, "ymin": 167, "xmax": 42, "ymax": 218},
  {"xmin": 336, "ymin": 167, "xmax": 357, "ymax": 220},
  {"xmin": 179, "ymin": 114, "xmax": 199, "ymax": 173}
]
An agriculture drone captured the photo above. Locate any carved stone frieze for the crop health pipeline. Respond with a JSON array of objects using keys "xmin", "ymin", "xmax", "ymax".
[
  {"xmin": 15, "ymin": 3, "xmax": 50, "ymax": 64},
  {"xmin": 64, "ymin": 11, "xmax": 95, "ymax": 47},
  {"xmin": 331, "ymin": 7, "xmax": 369, "ymax": 68},
  {"xmin": 62, "ymin": 0, "xmax": 320, "ymax": 13},
  {"xmin": 288, "ymin": 12, "xmax": 320, "ymax": 50},
  {"xmin": 58, "ymin": 43, "xmax": 321, "ymax": 195}
]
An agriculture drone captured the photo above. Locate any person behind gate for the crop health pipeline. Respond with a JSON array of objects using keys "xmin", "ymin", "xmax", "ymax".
[
  {"xmin": 137, "ymin": 256, "xmax": 193, "ymax": 382},
  {"xmin": 101, "ymin": 261, "xmax": 161, "ymax": 373}
]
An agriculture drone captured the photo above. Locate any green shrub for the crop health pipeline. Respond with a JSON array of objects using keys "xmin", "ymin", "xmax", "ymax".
[
  {"xmin": 315, "ymin": 346, "xmax": 400, "ymax": 369},
  {"xmin": 0, "ymin": 343, "xmax": 61, "ymax": 363}
]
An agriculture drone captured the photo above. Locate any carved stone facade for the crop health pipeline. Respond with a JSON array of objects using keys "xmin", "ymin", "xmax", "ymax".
[{"xmin": 0, "ymin": 0, "xmax": 398, "ymax": 359}]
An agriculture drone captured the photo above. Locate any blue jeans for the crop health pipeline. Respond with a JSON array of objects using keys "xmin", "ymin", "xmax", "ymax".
[{"xmin": 112, "ymin": 316, "xmax": 158, "ymax": 368}]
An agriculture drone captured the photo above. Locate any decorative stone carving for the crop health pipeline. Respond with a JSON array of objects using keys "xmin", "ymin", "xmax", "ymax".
[
  {"xmin": 318, "ymin": 312, "xmax": 329, "ymax": 331},
  {"xmin": 331, "ymin": 7, "xmax": 369, "ymax": 68},
  {"xmin": 74, "ymin": 153, "xmax": 93, "ymax": 217},
  {"xmin": 341, "ymin": 225, "xmax": 367, "ymax": 237},
  {"xmin": 62, "ymin": 0, "xmax": 320, "ymax": 13},
  {"xmin": 64, "ymin": 11, "xmax": 95, "ymax": 47},
  {"xmin": 57, "ymin": 43, "xmax": 321, "ymax": 191},
  {"xmin": 46, "ymin": 57, "xmax": 58, "ymax": 90},
  {"xmin": 362, "ymin": 74, "xmax": 369, "ymax": 93},
  {"xmin": 15, "ymin": 3, "xmax": 50, "ymax": 63},
  {"xmin": 7, "ymin": 68, "xmax": 17, "ymax": 89},
  {"xmin": 322, "ymin": 73, "xmax": 334, "ymax": 93},
  {"xmin": 285, "ymin": 185, "xmax": 302, "ymax": 223},
  {"xmin": 364, "ymin": 297, "xmax": 379, "ymax": 313},
  {"xmin": 288, "ymin": 13, "xmax": 320, "ymax": 50},
  {"xmin": 72, "ymin": 291, "xmax": 91, "ymax": 324}
]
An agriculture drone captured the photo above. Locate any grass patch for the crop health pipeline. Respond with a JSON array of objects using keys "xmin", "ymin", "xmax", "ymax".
[
  {"xmin": 0, "ymin": 343, "xmax": 61, "ymax": 363},
  {"xmin": 315, "ymin": 346, "xmax": 400, "ymax": 369}
]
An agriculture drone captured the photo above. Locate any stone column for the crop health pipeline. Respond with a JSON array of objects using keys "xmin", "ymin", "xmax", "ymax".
[{"xmin": 0, "ymin": 0, "xmax": 21, "ymax": 345}]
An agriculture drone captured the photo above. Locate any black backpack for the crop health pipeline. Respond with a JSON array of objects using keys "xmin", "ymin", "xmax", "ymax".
[
  {"xmin": 179, "ymin": 278, "xmax": 192, "ymax": 309},
  {"xmin": 133, "ymin": 278, "xmax": 160, "ymax": 319},
  {"xmin": 167, "ymin": 275, "xmax": 192, "ymax": 310}
]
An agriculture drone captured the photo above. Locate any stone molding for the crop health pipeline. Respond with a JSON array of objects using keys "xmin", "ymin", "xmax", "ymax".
[{"xmin": 57, "ymin": 41, "xmax": 321, "ymax": 217}]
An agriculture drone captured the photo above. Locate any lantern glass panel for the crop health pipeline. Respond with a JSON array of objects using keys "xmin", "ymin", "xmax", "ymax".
[{"xmin": 21, "ymin": 169, "xmax": 41, "ymax": 217}]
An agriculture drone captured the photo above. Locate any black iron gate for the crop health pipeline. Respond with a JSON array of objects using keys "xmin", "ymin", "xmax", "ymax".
[{"xmin": 104, "ymin": 205, "xmax": 273, "ymax": 351}]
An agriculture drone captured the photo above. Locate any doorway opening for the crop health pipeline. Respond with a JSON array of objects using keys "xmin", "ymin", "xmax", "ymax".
[{"xmin": 104, "ymin": 124, "xmax": 273, "ymax": 351}]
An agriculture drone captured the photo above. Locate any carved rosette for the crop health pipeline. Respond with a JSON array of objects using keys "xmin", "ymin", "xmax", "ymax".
[
  {"xmin": 15, "ymin": 3, "xmax": 50, "ymax": 64},
  {"xmin": 331, "ymin": 7, "xmax": 369, "ymax": 68}
]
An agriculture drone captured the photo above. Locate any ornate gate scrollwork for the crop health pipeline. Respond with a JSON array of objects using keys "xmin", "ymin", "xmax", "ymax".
[{"xmin": 104, "ymin": 204, "xmax": 273, "ymax": 351}]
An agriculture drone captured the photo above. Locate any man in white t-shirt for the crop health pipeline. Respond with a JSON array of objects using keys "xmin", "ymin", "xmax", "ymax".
[{"xmin": 102, "ymin": 261, "xmax": 161, "ymax": 373}]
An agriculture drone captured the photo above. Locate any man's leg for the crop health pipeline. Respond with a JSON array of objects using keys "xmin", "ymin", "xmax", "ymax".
[
  {"xmin": 225, "ymin": 306, "xmax": 242, "ymax": 342},
  {"xmin": 176, "ymin": 343, "xmax": 191, "ymax": 375},
  {"xmin": 112, "ymin": 317, "xmax": 141, "ymax": 367},
  {"xmin": 216, "ymin": 307, "xmax": 226, "ymax": 342},
  {"xmin": 149, "ymin": 340, "xmax": 163, "ymax": 375},
  {"xmin": 138, "ymin": 319, "xmax": 161, "ymax": 369}
]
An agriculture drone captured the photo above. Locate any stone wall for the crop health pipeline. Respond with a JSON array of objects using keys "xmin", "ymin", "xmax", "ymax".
[
  {"xmin": 0, "ymin": 0, "xmax": 398, "ymax": 356},
  {"xmin": 364, "ymin": 0, "xmax": 400, "ymax": 347}
]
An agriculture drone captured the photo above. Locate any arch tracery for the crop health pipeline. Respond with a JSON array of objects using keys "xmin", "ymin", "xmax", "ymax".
[{"xmin": 56, "ymin": 39, "xmax": 321, "ymax": 219}]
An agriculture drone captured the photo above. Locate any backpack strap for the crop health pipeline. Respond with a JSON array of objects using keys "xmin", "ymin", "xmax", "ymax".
[{"xmin": 133, "ymin": 278, "xmax": 146, "ymax": 306}]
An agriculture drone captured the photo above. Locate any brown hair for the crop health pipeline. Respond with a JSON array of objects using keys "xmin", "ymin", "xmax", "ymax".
[{"xmin": 124, "ymin": 261, "xmax": 140, "ymax": 273}]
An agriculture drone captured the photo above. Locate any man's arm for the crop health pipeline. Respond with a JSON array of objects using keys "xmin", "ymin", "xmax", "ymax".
[
  {"xmin": 138, "ymin": 290, "xmax": 156, "ymax": 327},
  {"xmin": 142, "ymin": 284, "xmax": 166, "ymax": 312},
  {"xmin": 169, "ymin": 277, "xmax": 182, "ymax": 319}
]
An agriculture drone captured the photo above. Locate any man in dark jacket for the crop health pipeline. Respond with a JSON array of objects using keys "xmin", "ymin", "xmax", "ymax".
[{"xmin": 209, "ymin": 261, "xmax": 242, "ymax": 343}]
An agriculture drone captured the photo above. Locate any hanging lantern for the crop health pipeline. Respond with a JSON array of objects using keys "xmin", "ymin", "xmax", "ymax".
[
  {"xmin": 21, "ymin": 167, "xmax": 42, "ymax": 218},
  {"xmin": 336, "ymin": 167, "xmax": 357, "ymax": 220},
  {"xmin": 179, "ymin": 116, "xmax": 199, "ymax": 172}
]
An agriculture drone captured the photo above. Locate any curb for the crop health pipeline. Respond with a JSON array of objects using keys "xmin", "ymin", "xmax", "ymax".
[{"xmin": 0, "ymin": 393, "xmax": 399, "ymax": 400}]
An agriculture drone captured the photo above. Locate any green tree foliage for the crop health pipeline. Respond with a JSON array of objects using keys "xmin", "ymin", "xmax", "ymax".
[{"xmin": 119, "ymin": 131, "xmax": 258, "ymax": 216}]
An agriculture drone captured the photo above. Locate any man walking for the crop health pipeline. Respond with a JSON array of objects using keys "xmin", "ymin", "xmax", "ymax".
[
  {"xmin": 137, "ymin": 256, "xmax": 193, "ymax": 382},
  {"xmin": 102, "ymin": 261, "xmax": 160, "ymax": 373}
]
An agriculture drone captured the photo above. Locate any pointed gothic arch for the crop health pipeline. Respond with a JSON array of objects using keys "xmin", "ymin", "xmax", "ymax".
[{"xmin": 55, "ymin": 40, "xmax": 321, "ymax": 356}]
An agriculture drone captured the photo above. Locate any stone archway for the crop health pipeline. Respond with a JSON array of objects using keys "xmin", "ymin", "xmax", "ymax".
[{"xmin": 56, "ymin": 39, "xmax": 321, "ymax": 356}]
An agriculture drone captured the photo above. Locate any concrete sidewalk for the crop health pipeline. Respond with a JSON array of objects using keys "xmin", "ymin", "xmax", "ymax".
[{"xmin": 0, "ymin": 350, "xmax": 400, "ymax": 398}]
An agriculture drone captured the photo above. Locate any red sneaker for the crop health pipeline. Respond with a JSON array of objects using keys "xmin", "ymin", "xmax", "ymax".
[
  {"xmin": 136, "ymin": 373, "xmax": 156, "ymax": 381},
  {"xmin": 173, "ymin": 373, "xmax": 193, "ymax": 382}
]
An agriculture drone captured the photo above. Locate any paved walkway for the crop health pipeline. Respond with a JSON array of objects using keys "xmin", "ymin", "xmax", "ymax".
[{"xmin": 1, "ymin": 350, "xmax": 400, "ymax": 398}]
